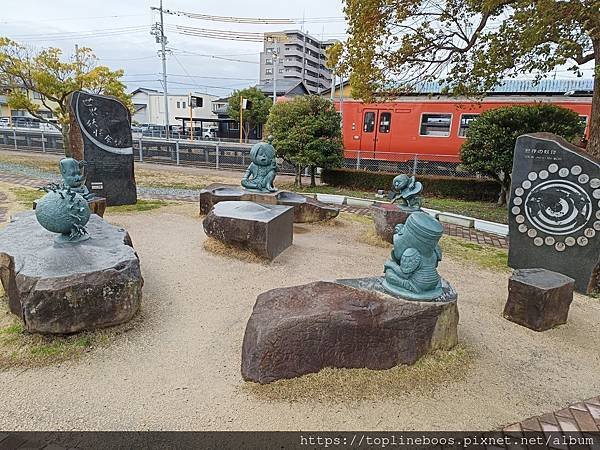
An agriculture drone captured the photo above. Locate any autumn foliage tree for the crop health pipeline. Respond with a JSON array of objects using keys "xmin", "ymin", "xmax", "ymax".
[
  {"xmin": 343, "ymin": 0, "xmax": 600, "ymax": 157},
  {"xmin": 0, "ymin": 37, "xmax": 131, "ymax": 156}
]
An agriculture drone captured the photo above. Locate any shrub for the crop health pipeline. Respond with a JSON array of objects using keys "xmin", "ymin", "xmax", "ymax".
[{"xmin": 321, "ymin": 168, "xmax": 500, "ymax": 201}]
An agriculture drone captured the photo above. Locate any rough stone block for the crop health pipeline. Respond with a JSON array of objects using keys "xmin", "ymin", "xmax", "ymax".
[
  {"xmin": 504, "ymin": 268, "xmax": 574, "ymax": 331},
  {"xmin": 199, "ymin": 183, "xmax": 339, "ymax": 223},
  {"xmin": 371, "ymin": 202, "xmax": 414, "ymax": 243},
  {"xmin": 0, "ymin": 211, "xmax": 143, "ymax": 334},
  {"xmin": 203, "ymin": 201, "xmax": 293, "ymax": 259},
  {"xmin": 241, "ymin": 280, "xmax": 459, "ymax": 384}
]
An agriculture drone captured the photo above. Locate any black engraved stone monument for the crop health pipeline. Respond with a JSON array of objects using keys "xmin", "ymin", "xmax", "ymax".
[
  {"xmin": 69, "ymin": 91, "xmax": 137, "ymax": 206},
  {"xmin": 508, "ymin": 132, "xmax": 600, "ymax": 294}
]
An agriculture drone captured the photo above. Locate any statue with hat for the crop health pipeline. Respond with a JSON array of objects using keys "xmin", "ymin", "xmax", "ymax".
[
  {"xmin": 383, "ymin": 211, "xmax": 444, "ymax": 300},
  {"xmin": 241, "ymin": 137, "xmax": 277, "ymax": 193},
  {"xmin": 59, "ymin": 158, "xmax": 95, "ymax": 200},
  {"xmin": 389, "ymin": 174, "xmax": 423, "ymax": 209}
]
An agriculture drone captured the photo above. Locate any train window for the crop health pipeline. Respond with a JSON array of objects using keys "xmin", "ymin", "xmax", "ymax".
[
  {"xmin": 363, "ymin": 112, "xmax": 376, "ymax": 132},
  {"xmin": 458, "ymin": 114, "xmax": 479, "ymax": 137},
  {"xmin": 420, "ymin": 114, "xmax": 452, "ymax": 136},
  {"xmin": 379, "ymin": 112, "xmax": 391, "ymax": 133}
]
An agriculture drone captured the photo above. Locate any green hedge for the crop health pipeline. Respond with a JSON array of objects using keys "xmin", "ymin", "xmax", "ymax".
[{"xmin": 321, "ymin": 168, "xmax": 500, "ymax": 202}]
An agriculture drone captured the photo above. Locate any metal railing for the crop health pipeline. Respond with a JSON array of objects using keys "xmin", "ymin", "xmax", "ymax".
[{"xmin": 0, "ymin": 128, "xmax": 482, "ymax": 178}]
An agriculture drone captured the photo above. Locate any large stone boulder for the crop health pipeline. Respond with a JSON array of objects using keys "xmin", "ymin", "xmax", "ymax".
[
  {"xmin": 203, "ymin": 201, "xmax": 294, "ymax": 260},
  {"xmin": 241, "ymin": 280, "xmax": 459, "ymax": 384},
  {"xmin": 371, "ymin": 202, "xmax": 414, "ymax": 243},
  {"xmin": 0, "ymin": 211, "xmax": 143, "ymax": 334},
  {"xmin": 504, "ymin": 268, "xmax": 574, "ymax": 331},
  {"xmin": 199, "ymin": 183, "xmax": 339, "ymax": 223}
]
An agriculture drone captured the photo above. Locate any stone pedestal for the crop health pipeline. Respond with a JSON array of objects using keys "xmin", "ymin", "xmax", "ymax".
[
  {"xmin": 203, "ymin": 201, "xmax": 294, "ymax": 260},
  {"xmin": 34, "ymin": 196, "xmax": 107, "ymax": 218},
  {"xmin": 0, "ymin": 211, "xmax": 143, "ymax": 334},
  {"xmin": 199, "ymin": 183, "xmax": 339, "ymax": 223},
  {"xmin": 241, "ymin": 279, "xmax": 459, "ymax": 384},
  {"xmin": 371, "ymin": 203, "xmax": 415, "ymax": 243},
  {"xmin": 504, "ymin": 268, "xmax": 574, "ymax": 331}
]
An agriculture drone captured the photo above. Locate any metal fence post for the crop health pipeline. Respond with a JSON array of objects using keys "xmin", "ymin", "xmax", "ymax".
[
  {"xmin": 356, "ymin": 151, "xmax": 361, "ymax": 170},
  {"xmin": 176, "ymin": 140, "xmax": 180, "ymax": 165},
  {"xmin": 13, "ymin": 127, "xmax": 17, "ymax": 150},
  {"xmin": 215, "ymin": 143, "xmax": 219, "ymax": 169},
  {"xmin": 412, "ymin": 154, "xmax": 418, "ymax": 175},
  {"xmin": 138, "ymin": 138, "xmax": 143, "ymax": 162},
  {"xmin": 41, "ymin": 131, "xmax": 45, "ymax": 152}
]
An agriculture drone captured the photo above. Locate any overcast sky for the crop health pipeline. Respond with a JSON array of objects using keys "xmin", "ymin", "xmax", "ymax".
[
  {"xmin": 1, "ymin": 1, "xmax": 593, "ymax": 98},
  {"xmin": 1, "ymin": 0, "xmax": 347, "ymax": 96}
]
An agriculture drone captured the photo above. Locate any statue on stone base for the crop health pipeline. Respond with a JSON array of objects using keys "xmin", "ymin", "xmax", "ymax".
[
  {"xmin": 241, "ymin": 137, "xmax": 277, "ymax": 193},
  {"xmin": 390, "ymin": 174, "xmax": 422, "ymax": 209},
  {"xmin": 383, "ymin": 212, "xmax": 443, "ymax": 300}
]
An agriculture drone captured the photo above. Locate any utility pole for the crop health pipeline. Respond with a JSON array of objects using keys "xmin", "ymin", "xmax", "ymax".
[
  {"xmin": 189, "ymin": 93, "xmax": 194, "ymax": 142},
  {"xmin": 272, "ymin": 46, "xmax": 278, "ymax": 103},
  {"xmin": 239, "ymin": 95, "xmax": 243, "ymax": 143},
  {"xmin": 151, "ymin": 1, "xmax": 170, "ymax": 140}
]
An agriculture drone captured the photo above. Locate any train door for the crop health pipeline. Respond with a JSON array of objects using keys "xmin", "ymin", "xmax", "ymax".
[
  {"xmin": 375, "ymin": 110, "xmax": 393, "ymax": 154},
  {"xmin": 360, "ymin": 110, "xmax": 377, "ymax": 155}
]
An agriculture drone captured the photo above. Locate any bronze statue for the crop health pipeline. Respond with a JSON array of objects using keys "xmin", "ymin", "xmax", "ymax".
[
  {"xmin": 390, "ymin": 174, "xmax": 422, "ymax": 209},
  {"xmin": 59, "ymin": 158, "xmax": 94, "ymax": 200},
  {"xmin": 241, "ymin": 138, "xmax": 277, "ymax": 193}
]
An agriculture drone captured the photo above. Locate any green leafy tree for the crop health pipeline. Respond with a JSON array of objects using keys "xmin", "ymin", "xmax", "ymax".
[
  {"xmin": 342, "ymin": 0, "xmax": 600, "ymax": 158},
  {"xmin": 0, "ymin": 37, "xmax": 131, "ymax": 156},
  {"xmin": 461, "ymin": 104, "xmax": 585, "ymax": 205},
  {"xmin": 266, "ymin": 95, "xmax": 343, "ymax": 187},
  {"xmin": 227, "ymin": 87, "xmax": 272, "ymax": 141}
]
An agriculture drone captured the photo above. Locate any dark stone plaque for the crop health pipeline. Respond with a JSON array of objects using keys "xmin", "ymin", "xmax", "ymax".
[
  {"xmin": 69, "ymin": 91, "xmax": 137, "ymax": 206},
  {"xmin": 508, "ymin": 133, "xmax": 600, "ymax": 293}
]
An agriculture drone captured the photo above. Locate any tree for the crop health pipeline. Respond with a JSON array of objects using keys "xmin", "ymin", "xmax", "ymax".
[
  {"xmin": 227, "ymin": 87, "xmax": 272, "ymax": 141},
  {"xmin": 0, "ymin": 37, "xmax": 131, "ymax": 157},
  {"xmin": 343, "ymin": 0, "xmax": 600, "ymax": 158},
  {"xmin": 266, "ymin": 95, "xmax": 343, "ymax": 187},
  {"xmin": 460, "ymin": 104, "xmax": 585, "ymax": 205}
]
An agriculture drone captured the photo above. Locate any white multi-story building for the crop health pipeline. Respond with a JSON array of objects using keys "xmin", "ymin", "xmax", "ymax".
[
  {"xmin": 131, "ymin": 88, "xmax": 219, "ymax": 127},
  {"xmin": 260, "ymin": 30, "xmax": 338, "ymax": 95}
]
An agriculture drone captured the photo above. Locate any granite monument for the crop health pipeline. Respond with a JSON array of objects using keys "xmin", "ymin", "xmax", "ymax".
[
  {"xmin": 508, "ymin": 133, "xmax": 600, "ymax": 293},
  {"xmin": 68, "ymin": 91, "xmax": 137, "ymax": 206}
]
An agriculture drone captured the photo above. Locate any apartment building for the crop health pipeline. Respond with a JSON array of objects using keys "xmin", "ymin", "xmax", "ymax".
[{"xmin": 259, "ymin": 30, "xmax": 337, "ymax": 95}]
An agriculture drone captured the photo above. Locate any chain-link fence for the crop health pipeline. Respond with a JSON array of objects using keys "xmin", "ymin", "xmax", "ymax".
[{"xmin": 0, "ymin": 127, "xmax": 482, "ymax": 178}]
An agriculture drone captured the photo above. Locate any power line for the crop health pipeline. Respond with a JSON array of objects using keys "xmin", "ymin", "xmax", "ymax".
[
  {"xmin": 174, "ymin": 11, "xmax": 293, "ymax": 25},
  {"xmin": 171, "ymin": 48, "xmax": 259, "ymax": 64}
]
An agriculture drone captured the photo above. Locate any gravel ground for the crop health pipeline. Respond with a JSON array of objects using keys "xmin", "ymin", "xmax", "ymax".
[{"xmin": 0, "ymin": 203, "xmax": 598, "ymax": 431}]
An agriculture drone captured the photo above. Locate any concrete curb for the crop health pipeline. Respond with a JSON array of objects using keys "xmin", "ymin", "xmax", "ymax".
[{"xmin": 300, "ymin": 192, "xmax": 509, "ymax": 237}]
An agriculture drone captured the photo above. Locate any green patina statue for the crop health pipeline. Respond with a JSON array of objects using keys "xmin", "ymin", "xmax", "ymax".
[
  {"xmin": 35, "ymin": 158, "xmax": 93, "ymax": 243},
  {"xmin": 383, "ymin": 211, "xmax": 444, "ymax": 300},
  {"xmin": 241, "ymin": 137, "xmax": 277, "ymax": 193},
  {"xmin": 59, "ymin": 158, "xmax": 95, "ymax": 200},
  {"xmin": 390, "ymin": 174, "xmax": 423, "ymax": 209}
]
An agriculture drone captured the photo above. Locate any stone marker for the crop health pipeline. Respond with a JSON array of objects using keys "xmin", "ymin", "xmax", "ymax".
[
  {"xmin": 504, "ymin": 268, "xmax": 574, "ymax": 331},
  {"xmin": 203, "ymin": 201, "xmax": 293, "ymax": 259},
  {"xmin": 508, "ymin": 132, "xmax": 600, "ymax": 294},
  {"xmin": 69, "ymin": 91, "xmax": 137, "ymax": 206},
  {"xmin": 372, "ymin": 202, "xmax": 412, "ymax": 243},
  {"xmin": 199, "ymin": 183, "xmax": 339, "ymax": 223},
  {"xmin": 241, "ymin": 281, "xmax": 458, "ymax": 384},
  {"xmin": 0, "ymin": 212, "xmax": 143, "ymax": 334}
]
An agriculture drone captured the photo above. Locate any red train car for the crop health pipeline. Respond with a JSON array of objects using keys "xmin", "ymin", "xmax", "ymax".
[{"xmin": 334, "ymin": 95, "xmax": 592, "ymax": 168}]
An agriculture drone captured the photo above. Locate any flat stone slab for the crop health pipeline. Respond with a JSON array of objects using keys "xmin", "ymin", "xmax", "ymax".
[
  {"xmin": 371, "ymin": 203, "xmax": 416, "ymax": 243},
  {"xmin": 241, "ymin": 280, "xmax": 459, "ymax": 384},
  {"xmin": 203, "ymin": 201, "xmax": 293, "ymax": 260},
  {"xmin": 199, "ymin": 183, "xmax": 339, "ymax": 223},
  {"xmin": 0, "ymin": 211, "xmax": 143, "ymax": 334},
  {"xmin": 504, "ymin": 268, "xmax": 574, "ymax": 331}
]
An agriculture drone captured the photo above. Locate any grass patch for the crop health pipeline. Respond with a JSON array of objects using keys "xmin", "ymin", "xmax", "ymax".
[
  {"xmin": 279, "ymin": 182, "xmax": 379, "ymax": 200},
  {"xmin": 424, "ymin": 198, "xmax": 507, "ymax": 224},
  {"xmin": 440, "ymin": 235, "xmax": 509, "ymax": 272},
  {"xmin": 9, "ymin": 186, "xmax": 44, "ymax": 207},
  {"xmin": 203, "ymin": 237, "xmax": 269, "ymax": 264},
  {"xmin": 0, "ymin": 153, "xmax": 60, "ymax": 174},
  {"xmin": 107, "ymin": 199, "xmax": 169, "ymax": 213},
  {"xmin": 243, "ymin": 345, "xmax": 471, "ymax": 403},
  {"xmin": 359, "ymin": 228, "xmax": 391, "ymax": 249}
]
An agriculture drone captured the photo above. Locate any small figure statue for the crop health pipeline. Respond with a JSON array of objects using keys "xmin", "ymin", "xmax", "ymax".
[
  {"xmin": 59, "ymin": 158, "xmax": 94, "ymax": 200},
  {"xmin": 35, "ymin": 183, "xmax": 91, "ymax": 243},
  {"xmin": 389, "ymin": 174, "xmax": 423, "ymax": 209},
  {"xmin": 382, "ymin": 212, "xmax": 444, "ymax": 300},
  {"xmin": 241, "ymin": 137, "xmax": 277, "ymax": 193}
]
